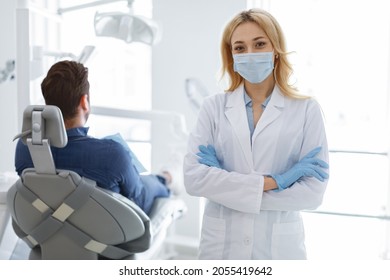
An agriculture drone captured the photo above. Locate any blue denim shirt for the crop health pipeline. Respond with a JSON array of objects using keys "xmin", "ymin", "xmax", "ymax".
[
  {"xmin": 15, "ymin": 127, "xmax": 169, "ymax": 214},
  {"xmin": 244, "ymin": 91, "xmax": 271, "ymax": 138}
]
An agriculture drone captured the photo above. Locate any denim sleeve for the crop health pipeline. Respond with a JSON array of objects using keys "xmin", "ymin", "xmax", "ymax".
[
  {"xmin": 111, "ymin": 144, "xmax": 169, "ymax": 215},
  {"xmin": 111, "ymin": 145, "xmax": 144, "ymax": 199}
]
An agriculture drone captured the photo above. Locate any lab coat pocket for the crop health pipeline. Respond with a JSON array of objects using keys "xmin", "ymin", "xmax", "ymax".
[
  {"xmin": 271, "ymin": 220, "xmax": 306, "ymax": 260},
  {"xmin": 198, "ymin": 215, "xmax": 226, "ymax": 259}
]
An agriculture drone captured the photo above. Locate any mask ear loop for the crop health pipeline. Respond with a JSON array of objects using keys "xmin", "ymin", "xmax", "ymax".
[{"xmin": 273, "ymin": 53, "xmax": 279, "ymax": 83}]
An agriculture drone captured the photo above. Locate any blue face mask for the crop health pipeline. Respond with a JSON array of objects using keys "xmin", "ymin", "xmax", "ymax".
[{"xmin": 233, "ymin": 52, "xmax": 274, "ymax": 84}]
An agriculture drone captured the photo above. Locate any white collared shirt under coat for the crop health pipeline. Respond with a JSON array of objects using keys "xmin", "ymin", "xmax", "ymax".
[{"xmin": 183, "ymin": 84, "xmax": 329, "ymax": 260}]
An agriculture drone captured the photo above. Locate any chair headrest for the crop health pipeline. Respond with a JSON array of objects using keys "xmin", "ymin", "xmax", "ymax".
[{"xmin": 15, "ymin": 105, "xmax": 68, "ymax": 148}]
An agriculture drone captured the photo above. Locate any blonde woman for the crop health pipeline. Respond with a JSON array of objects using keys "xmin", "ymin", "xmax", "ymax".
[{"xmin": 183, "ymin": 9, "xmax": 329, "ymax": 259}]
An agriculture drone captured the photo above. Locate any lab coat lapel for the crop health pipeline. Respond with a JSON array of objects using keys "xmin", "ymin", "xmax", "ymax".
[
  {"xmin": 224, "ymin": 85, "xmax": 253, "ymax": 168},
  {"xmin": 252, "ymin": 86, "xmax": 285, "ymax": 139}
]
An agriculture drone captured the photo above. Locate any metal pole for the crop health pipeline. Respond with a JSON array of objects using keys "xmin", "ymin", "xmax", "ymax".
[
  {"xmin": 16, "ymin": 0, "xmax": 31, "ymax": 131},
  {"xmin": 57, "ymin": 0, "xmax": 125, "ymax": 14}
]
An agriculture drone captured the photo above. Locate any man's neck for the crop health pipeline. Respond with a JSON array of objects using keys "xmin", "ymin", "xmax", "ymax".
[{"xmin": 64, "ymin": 118, "xmax": 85, "ymax": 130}]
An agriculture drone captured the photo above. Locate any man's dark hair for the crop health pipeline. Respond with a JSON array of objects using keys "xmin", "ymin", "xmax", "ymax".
[{"xmin": 41, "ymin": 60, "xmax": 89, "ymax": 120}]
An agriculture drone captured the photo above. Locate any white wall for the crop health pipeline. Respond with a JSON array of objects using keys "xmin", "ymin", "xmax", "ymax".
[
  {"xmin": 0, "ymin": 0, "xmax": 18, "ymax": 173},
  {"xmin": 152, "ymin": 0, "xmax": 247, "ymax": 243}
]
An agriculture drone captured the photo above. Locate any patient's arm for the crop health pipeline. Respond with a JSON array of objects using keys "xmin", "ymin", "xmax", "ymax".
[{"xmin": 103, "ymin": 133, "xmax": 147, "ymax": 173}]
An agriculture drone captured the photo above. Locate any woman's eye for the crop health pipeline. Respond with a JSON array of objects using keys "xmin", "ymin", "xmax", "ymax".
[
  {"xmin": 233, "ymin": 45, "xmax": 245, "ymax": 52},
  {"xmin": 255, "ymin": 42, "xmax": 266, "ymax": 48}
]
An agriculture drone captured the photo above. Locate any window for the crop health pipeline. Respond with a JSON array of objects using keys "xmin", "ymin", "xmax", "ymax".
[{"xmin": 249, "ymin": 0, "xmax": 390, "ymax": 259}]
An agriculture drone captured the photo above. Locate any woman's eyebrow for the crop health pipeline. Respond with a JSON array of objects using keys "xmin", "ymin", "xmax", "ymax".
[
  {"xmin": 232, "ymin": 40, "xmax": 244, "ymax": 45},
  {"xmin": 253, "ymin": 36, "xmax": 266, "ymax": 41},
  {"xmin": 232, "ymin": 36, "xmax": 266, "ymax": 44}
]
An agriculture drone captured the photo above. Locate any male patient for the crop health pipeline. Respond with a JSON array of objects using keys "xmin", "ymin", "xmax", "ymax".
[{"xmin": 15, "ymin": 60, "xmax": 178, "ymax": 215}]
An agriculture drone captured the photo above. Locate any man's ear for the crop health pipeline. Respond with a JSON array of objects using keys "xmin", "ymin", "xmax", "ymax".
[{"xmin": 80, "ymin": 94, "xmax": 89, "ymax": 111}]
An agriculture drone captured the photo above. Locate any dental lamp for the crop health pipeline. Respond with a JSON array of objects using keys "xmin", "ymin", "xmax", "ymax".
[
  {"xmin": 94, "ymin": 11, "xmax": 159, "ymax": 45},
  {"xmin": 59, "ymin": 0, "xmax": 161, "ymax": 45}
]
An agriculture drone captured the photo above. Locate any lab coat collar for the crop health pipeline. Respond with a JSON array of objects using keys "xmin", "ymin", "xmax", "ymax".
[
  {"xmin": 225, "ymin": 84, "xmax": 285, "ymax": 109},
  {"xmin": 252, "ymin": 86, "xmax": 284, "ymax": 138},
  {"xmin": 224, "ymin": 85, "xmax": 285, "ymax": 168}
]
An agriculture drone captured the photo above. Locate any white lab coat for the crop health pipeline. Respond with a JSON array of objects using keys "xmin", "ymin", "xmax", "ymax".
[{"xmin": 183, "ymin": 84, "xmax": 329, "ymax": 259}]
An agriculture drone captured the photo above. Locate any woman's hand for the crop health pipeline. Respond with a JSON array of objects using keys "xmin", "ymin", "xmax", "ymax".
[
  {"xmin": 270, "ymin": 146, "xmax": 329, "ymax": 191},
  {"xmin": 197, "ymin": 145, "xmax": 221, "ymax": 169}
]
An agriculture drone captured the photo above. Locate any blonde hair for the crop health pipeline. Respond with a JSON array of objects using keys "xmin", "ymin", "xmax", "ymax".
[{"xmin": 220, "ymin": 9, "xmax": 305, "ymax": 99}]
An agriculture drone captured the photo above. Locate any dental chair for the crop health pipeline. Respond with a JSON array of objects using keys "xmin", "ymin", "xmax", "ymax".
[{"xmin": 6, "ymin": 105, "xmax": 186, "ymax": 260}]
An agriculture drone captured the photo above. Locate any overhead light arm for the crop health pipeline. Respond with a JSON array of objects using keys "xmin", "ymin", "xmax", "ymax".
[
  {"xmin": 58, "ymin": 0, "xmax": 133, "ymax": 14},
  {"xmin": 33, "ymin": 45, "xmax": 95, "ymax": 63},
  {"xmin": 29, "ymin": 45, "xmax": 95, "ymax": 80}
]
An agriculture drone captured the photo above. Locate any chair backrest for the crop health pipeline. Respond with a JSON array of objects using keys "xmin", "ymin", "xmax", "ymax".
[{"xmin": 7, "ymin": 105, "xmax": 152, "ymax": 259}]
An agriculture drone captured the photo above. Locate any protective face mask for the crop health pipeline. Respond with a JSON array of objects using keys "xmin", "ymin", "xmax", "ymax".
[{"xmin": 233, "ymin": 52, "xmax": 274, "ymax": 84}]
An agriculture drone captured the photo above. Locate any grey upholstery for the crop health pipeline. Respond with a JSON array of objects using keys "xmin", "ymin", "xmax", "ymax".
[{"xmin": 7, "ymin": 105, "xmax": 186, "ymax": 259}]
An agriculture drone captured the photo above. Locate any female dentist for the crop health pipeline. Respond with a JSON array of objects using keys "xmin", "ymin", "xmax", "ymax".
[{"xmin": 183, "ymin": 9, "xmax": 329, "ymax": 260}]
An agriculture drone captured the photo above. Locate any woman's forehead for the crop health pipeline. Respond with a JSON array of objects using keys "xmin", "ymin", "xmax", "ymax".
[{"xmin": 231, "ymin": 22, "xmax": 268, "ymax": 44}]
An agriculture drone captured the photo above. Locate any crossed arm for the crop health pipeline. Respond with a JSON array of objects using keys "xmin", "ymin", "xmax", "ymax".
[{"xmin": 197, "ymin": 144, "xmax": 329, "ymax": 192}]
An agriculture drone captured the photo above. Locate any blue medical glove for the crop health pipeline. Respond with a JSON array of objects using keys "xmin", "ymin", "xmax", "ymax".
[
  {"xmin": 271, "ymin": 147, "xmax": 329, "ymax": 191},
  {"xmin": 197, "ymin": 145, "xmax": 221, "ymax": 169}
]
